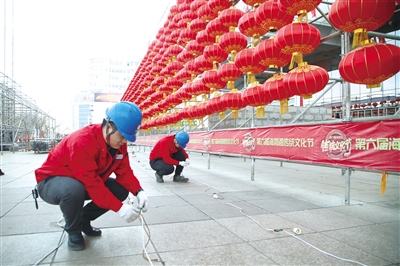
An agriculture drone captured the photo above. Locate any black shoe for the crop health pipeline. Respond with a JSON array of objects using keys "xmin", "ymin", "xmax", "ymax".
[
  {"xmin": 173, "ymin": 174, "xmax": 189, "ymax": 182},
  {"xmin": 82, "ymin": 223, "xmax": 102, "ymax": 237},
  {"xmin": 155, "ymin": 173, "xmax": 164, "ymax": 183},
  {"xmin": 0, "ymin": 170, "xmax": 4, "ymax": 176},
  {"xmin": 68, "ymin": 232, "xmax": 85, "ymax": 251}
]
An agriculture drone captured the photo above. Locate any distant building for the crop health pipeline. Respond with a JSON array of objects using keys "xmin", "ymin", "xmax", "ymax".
[{"xmin": 71, "ymin": 58, "xmax": 138, "ymax": 130}]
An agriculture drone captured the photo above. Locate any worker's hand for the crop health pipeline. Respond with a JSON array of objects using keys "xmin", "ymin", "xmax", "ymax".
[
  {"xmin": 118, "ymin": 204, "xmax": 140, "ymax": 223},
  {"xmin": 185, "ymin": 159, "xmax": 190, "ymax": 166},
  {"xmin": 179, "ymin": 161, "xmax": 189, "ymax": 167},
  {"xmin": 136, "ymin": 191, "xmax": 149, "ymax": 212}
]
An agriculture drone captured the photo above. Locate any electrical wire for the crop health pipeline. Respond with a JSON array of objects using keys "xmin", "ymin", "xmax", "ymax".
[
  {"xmin": 32, "ymin": 217, "xmax": 66, "ymax": 266},
  {"xmin": 192, "ymin": 177, "xmax": 367, "ymax": 266}
]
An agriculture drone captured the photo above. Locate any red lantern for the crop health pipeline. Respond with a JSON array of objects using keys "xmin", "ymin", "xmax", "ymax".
[
  {"xmin": 255, "ymin": 1, "xmax": 294, "ymax": 32},
  {"xmin": 190, "ymin": 79, "xmax": 211, "ymax": 96},
  {"xmin": 206, "ymin": 18, "xmax": 229, "ymax": 42},
  {"xmin": 203, "ymin": 44, "xmax": 229, "ymax": 68},
  {"xmin": 274, "ymin": 22, "xmax": 321, "ymax": 69},
  {"xmin": 186, "ymin": 40, "xmax": 205, "ymax": 57},
  {"xmin": 195, "ymin": 55, "xmax": 214, "ymax": 72},
  {"xmin": 202, "ymin": 69, "xmax": 227, "ymax": 93},
  {"xmin": 186, "ymin": 59, "xmax": 202, "ymax": 80},
  {"xmin": 178, "ymin": 28, "xmax": 197, "ymax": 47},
  {"xmin": 278, "ymin": 0, "xmax": 322, "ymax": 20},
  {"xmin": 220, "ymin": 90, "xmax": 247, "ymax": 118},
  {"xmin": 238, "ymin": 10, "xmax": 268, "ymax": 46},
  {"xmin": 207, "ymin": 0, "xmax": 233, "ymax": 14},
  {"xmin": 283, "ymin": 63, "xmax": 329, "ymax": 98},
  {"xmin": 191, "ymin": 0, "xmax": 207, "ymax": 14},
  {"xmin": 176, "ymin": 67, "xmax": 192, "ymax": 83},
  {"xmin": 190, "ymin": 18, "xmax": 207, "ymax": 33},
  {"xmin": 254, "ymin": 37, "xmax": 291, "ymax": 69},
  {"xmin": 196, "ymin": 29, "xmax": 215, "ymax": 47},
  {"xmin": 219, "ymin": 31, "xmax": 249, "ymax": 61},
  {"xmin": 166, "ymin": 76, "xmax": 183, "ymax": 93},
  {"xmin": 177, "ymin": 49, "xmax": 195, "ymax": 65},
  {"xmin": 176, "ymin": 83, "xmax": 192, "ymax": 102},
  {"xmin": 219, "ymin": 7, "xmax": 244, "ymax": 30},
  {"xmin": 339, "ymin": 42, "xmax": 400, "ymax": 88},
  {"xmin": 198, "ymin": 4, "xmax": 218, "ymax": 22},
  {"xmin": 264, "ymin": 72, "xmax": 294, "ymax": 114},
  {"xmin": 242, "ymin": 0, "xmax": 268, "ymax": 7},
  {"xmin": 242, "ymin": 84, "xmax": 273, "ymax": 117},
  {"xmin": 217, "ymin": 62, "xmax": 242, "ymax": 90},
  {"xmin": 206, "ymin": 94, "xmax": 228, "ymax": 119},
  {"xmin": 328, "ymin": 0, "xmax": 395, "ymax": 47},
  {"xmin": 234, "ymin": 48, "xmax": 265, "ymax": 84}
]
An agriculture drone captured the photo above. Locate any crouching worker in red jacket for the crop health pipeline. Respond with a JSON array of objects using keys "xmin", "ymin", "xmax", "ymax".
[
  {"xmin": 149, "ymin": 131, "xmax": 190, "ymax": 183},
  {"xmin": 34, "ymin": 102, "xmax": 149, "ymax": 251}
]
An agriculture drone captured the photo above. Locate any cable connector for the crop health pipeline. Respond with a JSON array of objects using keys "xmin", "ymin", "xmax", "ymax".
[
  {"xmin": 293, "ymin": 228, "xmax": 301, "ymax": 235},
  {"xmin": 213, "ymin": 193, "xmax": 219, "ymax": 199}
]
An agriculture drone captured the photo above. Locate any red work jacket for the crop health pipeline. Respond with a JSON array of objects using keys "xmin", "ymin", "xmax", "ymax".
[
  {"xmin": 35, "ymin": 124, "xmax": 142, "ymax": 212},
  {"xmin": 149, "ymin": 135, "xmax": 189, "ymax": 165}
]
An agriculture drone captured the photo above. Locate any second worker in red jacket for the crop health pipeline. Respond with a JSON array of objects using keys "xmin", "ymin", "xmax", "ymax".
[{"xmin": 149, "ymin": 131, "xmax": 190, "ymax": 183}]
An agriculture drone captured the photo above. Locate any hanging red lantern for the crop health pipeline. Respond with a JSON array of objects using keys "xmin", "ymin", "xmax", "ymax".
[
  {"xmin": 195, "ymin": 55, "xmax": 214, "ymax": 72},
  {"xmin": 164, "ymin": 45, "xmax": 183, "ymax": 62},
  {"xmin": 190, "ymin": 18, "xmax": 207, "ymax": 33},
  {"xmin": 177, "ymin": 49, "xmax": 195, "ymax": 65},
  {"xmin": 196, "ymin": 29, "xmax": 215, "ymax": 47},
  {"xmin": 339, "ymin": 42, "xmax": 400, "ymax": 88},
  {"xmin": 203, "ymin": 44, "xmax": 229, "ymax": 68},
  {"xmin": 328, "ymin": 0, "xmax": 395, "ymax": 47},
  {"xmin": 234, "ymin": 48, "xmax": 265, "ymax": 84},
  {"xmin": 274, "ymin": 22, "xmax": 321, "ymax": 69},
  {"xmin": 186, "ymin": 59, "xmax": 202, "ymax": 80},
  {"xmin": 189, "ymin": 79, "xmax": 211, "ymax": 96},
  {"xmin": 238, "ymin": 10, "xmax": 268, "ymax": 46},
  {"xmin": 176, "ymin": 67, "xmax": 192, "ymax": 83},
  {"xmin": 186, "ymin": 40, "xmax": 205, "ymax": 57},
  {"xmin": 220, "ymin": 90, "xmax": 247, "ymax": 118},
  {"xmin": 207, "ymin": 0, "xmax": 233, "ymax": 14},
  {"xmin": 166, "ymin": 76, "xmax": 183, "ymax": 93},
  {"xmin": 198, "ymin": 4, "xmax": 218, "ymax": 22},
  {"xmin": 217, "ymin": 62, "xmax": 242, "ymax": 90},
  {"xmin": 206, "ymin": 94, "xmax": 228, "ymax": 119},
  {"xmin": 242, "ymin": 0, "xmax": 268, "ymax": 7},
  {"xmin": 254, "ymin": 37, "xmax": 291, "ymax": 69},
  {"xmin": 278, "ymin": 0, "xmax": 322, "ymax": 21},
  {"xmin": 202, "ymin": 69, "xmax": 227, "ymax": 94},
  {"xmin": 170, "ymin": 29, "xmax": 182, "ymax": 45},
  {"xmin": 191, "ymin": 0, "xmax": 207, "ymax": 14},
  {"xmin": 176, "ymin": 83, "xmax": 192, "ymax": 103},
  {"xmin": 219, "ymin": 31, "xmax": 249, "ymax": 62},
  {"xmin": 206, "ymin": 17, "xmax": 230, "ymax": 42},
  {"xmin": 242, "ymin": 83, "xmax": 273, "ymax": 117},
  {"xmin": 178, "ymin": 28, "xmax": 197, "ymax": 47},
  {"xmin": 159, "ymin": 84, "xmax": 173, "ymax": 98},
  {"xmin": 165, "ymin": 61, "xmax": 184, "ymax": 78},
  {"xmin": 181, "ymin": 9, "xmax": 197, "ymax": 24},
  {"xmin": 283, "ymin": 63, "xmax": 329, "ymax": 98},
  {"xmin": 219, "ymin": 7, "xmax": 245, "ymax": 30},
  {"xmin": 255, "ymin": 1, "xmax": 294, "ymax": 32},
  {"xmin": 264, "ymin": 72, "xmax": 294, "ymax": 114}
]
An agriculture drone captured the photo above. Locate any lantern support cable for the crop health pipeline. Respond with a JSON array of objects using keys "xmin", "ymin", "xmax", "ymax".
[
  {"xmin": 368, "ymin": 31, "xmax": 400, "ymax": 41},
  {"xmin": 290, "ymin": 80, "xmax": 339, "ymax": 124}
]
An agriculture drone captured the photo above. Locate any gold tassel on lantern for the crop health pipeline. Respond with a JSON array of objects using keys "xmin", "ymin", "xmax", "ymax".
[
  {"xmin": 380, "ymin": 171, "xmax": 387, "ymax": 195},
  {"xmin": 289, "ymin": 52, "xmax": 304, "ymax": 70},
  {"xmin": 352, "ymin": 28, "xmax": 369, "ymax": 48},
  {"xmin": 256, "ymin": 106, "xmax": 265, "ymax": 118},
  {"xmin": 218, "ymin": 111, "xmax": 225, "ymax": 120},
  {"xmin": 232, "ymin": 110, "xmax": 239, "ymax": 119},
  {"xmin": 280, "ymin": 99, "xmax": 288, "ymax": 114}
]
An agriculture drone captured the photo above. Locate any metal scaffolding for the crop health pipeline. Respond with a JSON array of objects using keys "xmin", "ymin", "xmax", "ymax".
[{"xmin": 1, "ymin": 72, "xmax": 56, "ymax": 151}]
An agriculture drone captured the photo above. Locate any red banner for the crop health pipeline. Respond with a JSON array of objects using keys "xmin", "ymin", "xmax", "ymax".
[{"xmin": 136, "ymin": 119, "xmax": 400, "ymax": 172}]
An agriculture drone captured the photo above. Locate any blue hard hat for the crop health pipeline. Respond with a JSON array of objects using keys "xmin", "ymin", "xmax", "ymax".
[
  {"xmin": 106, "ymin": 101, "xmax": 142, "ymax": 142},
  {"xmin": 175, "ymin": 131, "xmax": 189, "ymax": 148}
]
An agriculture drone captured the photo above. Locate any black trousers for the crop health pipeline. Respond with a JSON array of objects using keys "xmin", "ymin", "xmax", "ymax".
[
  {"xmin": 150, "ymin": 149, "xmax": 186, "ymax": 177},
  {"xmin": 37, "ymin": 176, "xmax": 128, "ymax": 234}
]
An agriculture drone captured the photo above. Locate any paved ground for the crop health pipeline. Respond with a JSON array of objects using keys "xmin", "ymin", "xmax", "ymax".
[{"xmin": 0, "ymin": 146, "xmax": 399, "ymax": 266}]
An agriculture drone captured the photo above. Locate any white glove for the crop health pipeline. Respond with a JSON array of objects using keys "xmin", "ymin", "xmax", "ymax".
[
  {"xmin": 179, "ymin": 161, "xmax": 189, "ymax": 167},
  {"xmin": 185, "ymin": 159, "xmax": 190, "ymax": 166},
  {"xmin": 137, "ymin": 191, "xmax": 149, "ymax": 212},
  {"xmin": 118, "ymin": 204, "xmax": 140, "ymax": 223}
]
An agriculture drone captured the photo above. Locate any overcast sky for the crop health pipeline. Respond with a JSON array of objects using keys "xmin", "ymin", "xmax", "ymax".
[{"xmin": 1, "ymin": 0, "xmax": 171, "ymax": 129}]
